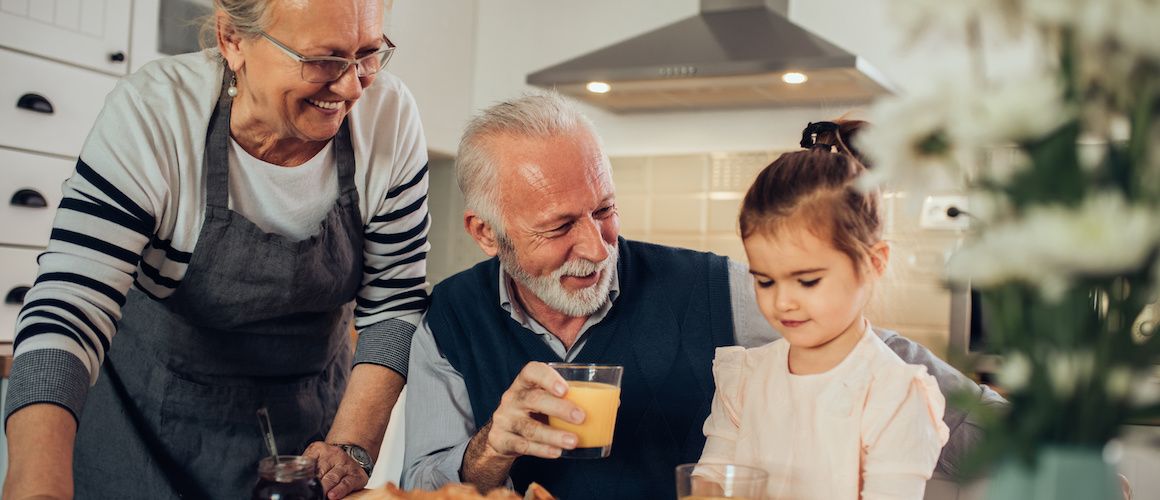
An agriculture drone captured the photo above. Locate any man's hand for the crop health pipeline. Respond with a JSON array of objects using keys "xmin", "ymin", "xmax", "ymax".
[
  {"xmin": 460, "ymin": 362, "xmax": 583, "ymax": 488},
  {"xmin": 303, "ymin": 441, "xmax": 368, "ymax": 499}
]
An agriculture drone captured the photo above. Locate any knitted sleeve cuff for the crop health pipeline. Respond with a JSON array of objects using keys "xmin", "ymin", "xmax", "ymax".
[
  {"xmin": 353, "ymin": 317, "xmax": 416, "ymax": 379},
  {"xmin": 4, "ymin": 349, "xmax": 90, "ymax": 428}
]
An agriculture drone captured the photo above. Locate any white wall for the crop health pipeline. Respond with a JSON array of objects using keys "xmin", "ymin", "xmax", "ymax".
[{"xmin": 387, "ymin": 0, "xmax": 479, "ymax": 155}]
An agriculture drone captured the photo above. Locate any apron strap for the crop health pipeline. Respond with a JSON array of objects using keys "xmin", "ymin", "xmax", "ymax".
[
  {"xmin": 204, "ymin": 66, "xmax": 235, "ymax": 210},
  {"xmin": 334, "ymin": 117, "xmax": 358, "ymax": 197}
]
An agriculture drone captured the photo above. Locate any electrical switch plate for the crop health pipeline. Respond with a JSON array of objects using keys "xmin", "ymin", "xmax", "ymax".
[{"xmin": 919, "ymin": 195, "xmax": 970, "ymax": 231}]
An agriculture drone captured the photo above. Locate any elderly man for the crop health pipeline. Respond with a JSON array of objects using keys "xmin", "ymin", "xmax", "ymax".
[{"xmin": 403, "ymin": 92, "xmax": 1003, "ymax": 498}]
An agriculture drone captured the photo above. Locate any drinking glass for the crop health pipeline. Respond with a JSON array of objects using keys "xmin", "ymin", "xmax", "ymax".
[
  {"xmin": 675, "ymin": 463, "xmax": 768, "ymax": 500},
  {"xmin": 252, "ymin": 455, "xmax": 323, "ymax": 500},
  {"xmin": 546, "ymin": 363, "xmax": 623, "ymax": 459}
]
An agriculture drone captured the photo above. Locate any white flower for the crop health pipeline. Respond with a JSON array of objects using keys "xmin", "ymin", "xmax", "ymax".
[
  {"xmin": 946, "ymin": 191, "xmax": 1160, "ymax": 298},
  {"xmin": 998, "ymin": 352, "xmax": 1033, "ymax": 391},
  {"xmin": 957, "ymin": 74, "xmax": 1072, "ymax": 146},
  {"xmin": 857, "ymin": 84, "xmax": 970, "ymax": 190},
  {"xmin": 1046, "ymin": 350, "xmax": 1095, "ymax": 398}
]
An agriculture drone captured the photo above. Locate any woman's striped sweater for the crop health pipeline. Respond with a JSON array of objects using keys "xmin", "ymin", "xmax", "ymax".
[{"xmin": 4, "ymin": 50, "xmax": 431, "ymax": 422}]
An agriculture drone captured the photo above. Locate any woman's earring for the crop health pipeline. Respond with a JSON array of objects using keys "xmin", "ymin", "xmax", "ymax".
[{"xmin": 227, "ymin": 74, "xmax": 238, "ymax": 97}]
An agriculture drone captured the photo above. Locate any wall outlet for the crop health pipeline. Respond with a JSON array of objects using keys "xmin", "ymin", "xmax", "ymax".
[{"xmin": 919, "ymin": 195, "xmax": 970, "ymax": 231}]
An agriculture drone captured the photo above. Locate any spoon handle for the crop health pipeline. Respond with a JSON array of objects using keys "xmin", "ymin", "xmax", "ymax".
[{"xmin": 257, "ymin": 406, "xmax": 280, "ymax": 462}]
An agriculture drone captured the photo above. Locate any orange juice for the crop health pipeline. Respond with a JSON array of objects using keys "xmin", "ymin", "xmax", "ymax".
[{"xmin": 548, "ymin": 380, "xmax": 621, "ymax": 447}]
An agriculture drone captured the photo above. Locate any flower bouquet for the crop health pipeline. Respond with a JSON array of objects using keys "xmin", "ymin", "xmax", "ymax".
[{"xmin": 860, "ymin": 0, "xmax": 1160, "ymax": 498}]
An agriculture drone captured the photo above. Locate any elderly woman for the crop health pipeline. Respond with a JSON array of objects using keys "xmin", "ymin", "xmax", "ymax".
[{"xmin": 2, "ymin": 0, "xmax": 428, "ymax": 498}]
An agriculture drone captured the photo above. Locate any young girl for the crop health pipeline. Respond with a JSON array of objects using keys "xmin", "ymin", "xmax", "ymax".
[{"xmin": 697, "ymin": 121, "xmax": 950, "ymax": 499}]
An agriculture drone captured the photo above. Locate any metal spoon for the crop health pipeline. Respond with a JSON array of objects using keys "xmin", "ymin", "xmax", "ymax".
[{"xmin": 256, "ymin": 406, "xmax": 280, "ymax": 464}]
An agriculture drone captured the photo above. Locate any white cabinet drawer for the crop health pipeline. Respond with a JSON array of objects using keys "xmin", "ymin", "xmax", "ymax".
[
  {"xmin": 0, "ymin": 246, "xmax": 42, "ymax": 343},
  {"xmin": 0, "ymin": 48, "xmax": 119, "ymax": 158},
  {"xmin": 0, "ymin": 0, "xmax": 132, "ymax": 76},
  {"xmin": 0, "ymin": 148, "xmax": 74, "ymax": 248}
]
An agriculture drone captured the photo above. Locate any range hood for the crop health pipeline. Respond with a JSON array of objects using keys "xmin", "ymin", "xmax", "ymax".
[{"xmin": 526, "ymin": 0, "xmax": 895, "ymax": 113}]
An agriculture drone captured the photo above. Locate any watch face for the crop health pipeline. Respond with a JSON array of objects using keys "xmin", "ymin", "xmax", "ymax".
[
  {"xmin": 348, "ymin": 446, "xmax": 371, "ymax": 465},
  {"xmin": 342, "ymin": 444, "xmax": 372, "ymax": 471}
]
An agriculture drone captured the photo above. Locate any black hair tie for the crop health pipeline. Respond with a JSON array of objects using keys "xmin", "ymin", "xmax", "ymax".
[{"xmin": 799, "ymin": 121, "xmax": 840, "ymax": 149}]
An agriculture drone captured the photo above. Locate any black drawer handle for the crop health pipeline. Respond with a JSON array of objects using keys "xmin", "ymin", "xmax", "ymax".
[
  {"xmin": 11, "ymin": 189, "xmax": 48, "ymax": 208},
  {"xmin": 17, "ymin": 93, "xmax": 54, "ymax": 114},
  {"xmin": 5, "ymin": 286, "xmax": 30, "ymax": 305},
  {"xmin": 109, "ymin": 51, "xmax": 125, "ymax": 63}
]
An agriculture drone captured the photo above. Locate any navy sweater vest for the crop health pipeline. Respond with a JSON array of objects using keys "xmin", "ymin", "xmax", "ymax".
[{"xmin": 427, "ymin": 238, "xmax": 735, "ymax": 499}]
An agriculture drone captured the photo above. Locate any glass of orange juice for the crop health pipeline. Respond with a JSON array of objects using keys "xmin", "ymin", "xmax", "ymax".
[
  {"xmin": 546, "ymin": 363, "xmax": 623, "ymax": 459},
  {"xmin": 675, "ymin": 463, "xmax": 768, "ymax": 500}
]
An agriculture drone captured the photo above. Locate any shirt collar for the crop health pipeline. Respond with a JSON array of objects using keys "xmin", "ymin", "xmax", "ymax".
[{"xmin": 498, "ymin": 262, "xmax": 621, "ymax": 335}]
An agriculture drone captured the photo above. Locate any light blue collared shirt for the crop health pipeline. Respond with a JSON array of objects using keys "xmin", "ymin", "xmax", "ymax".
[{"xmin": 496, "ymin": 266, "xmax": 621, "ymax": 361}]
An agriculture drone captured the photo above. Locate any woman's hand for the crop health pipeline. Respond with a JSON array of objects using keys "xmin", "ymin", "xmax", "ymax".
[{"xmin": 303, "ymin": 441, "xmax": 368, "ymax": 499}]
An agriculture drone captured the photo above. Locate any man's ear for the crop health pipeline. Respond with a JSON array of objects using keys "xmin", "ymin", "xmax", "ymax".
[
  {"xmin": 464, "ymin": 211, "xmax": 500, "ymax": 257},
  {"xmin": 867, "ymin": 240, "xmax": 890, "ymax": 278},
  {"xmin": 216, "ymin": 11, "xmax": 245, "ymax": 72}
]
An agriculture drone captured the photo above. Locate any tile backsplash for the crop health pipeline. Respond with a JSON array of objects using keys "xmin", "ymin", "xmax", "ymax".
[{"xmin": 424, "ymin": 152, "xmax": 964, "ymax": 357}]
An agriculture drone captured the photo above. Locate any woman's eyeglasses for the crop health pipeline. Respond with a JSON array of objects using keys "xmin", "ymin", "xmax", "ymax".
[{"xmin": 259, "ymin": 31, "xmax": 396, "ymax": 84}]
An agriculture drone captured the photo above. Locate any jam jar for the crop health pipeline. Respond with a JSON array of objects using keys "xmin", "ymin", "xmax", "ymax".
[{"xmin": 251, "ymin": 455, "xmax": 324, "ymax": 500}]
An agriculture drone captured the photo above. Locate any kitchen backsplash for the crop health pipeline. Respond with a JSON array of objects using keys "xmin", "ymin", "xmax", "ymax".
[{"xmin": 424, "ymin": 152, "xmax": 964, "ymax": 357}]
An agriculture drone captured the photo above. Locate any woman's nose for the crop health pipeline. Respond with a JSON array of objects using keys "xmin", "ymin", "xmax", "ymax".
[{"xmin": 328, "ymin": 65, "xmax": 364, "ymax": 100}]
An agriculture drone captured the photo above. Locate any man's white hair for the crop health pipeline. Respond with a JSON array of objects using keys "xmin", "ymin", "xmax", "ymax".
[{"xmin": 455, "ymin": 91, "xmax": 605, "ymax": 234}]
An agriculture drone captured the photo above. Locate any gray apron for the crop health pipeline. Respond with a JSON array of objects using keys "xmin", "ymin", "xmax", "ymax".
[{"xmin": 74, "ymin": 69, "xmax": 364, "ymax": 499}]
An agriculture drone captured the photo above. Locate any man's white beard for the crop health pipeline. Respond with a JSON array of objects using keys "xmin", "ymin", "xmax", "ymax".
[{"xmin": 497, "ymin": 237, "xmax": 618, "ymax": 318}]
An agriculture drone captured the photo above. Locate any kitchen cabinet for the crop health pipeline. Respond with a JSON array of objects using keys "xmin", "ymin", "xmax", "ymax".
[
  {"xmin": 0, "ymin": 0, "xmax": 133, "ymax": 76},
  {"xmin": 0, "ymin": 150, "xmax": 75, "ymax": 249},
  {"xmin": 0, "ymin": 247, "xmax": 40, "ymax": 344},
  {"xmin": 0, "ymin": 48, "xmax": 119, "ymax": 158}
]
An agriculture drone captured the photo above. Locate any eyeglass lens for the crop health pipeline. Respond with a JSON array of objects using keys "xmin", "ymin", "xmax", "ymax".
[{"xmin": 301, "ymin": 50, "xmax": 392, "ymax": 83}]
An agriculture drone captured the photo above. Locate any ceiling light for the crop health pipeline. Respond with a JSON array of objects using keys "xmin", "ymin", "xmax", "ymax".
[
  {"xmin": 781, "ymin": 72, "xmax": 807, "ymax": 85},
  {"xmin": 586, "ymin": 81, "xmax": 612, "ymax": 94}
]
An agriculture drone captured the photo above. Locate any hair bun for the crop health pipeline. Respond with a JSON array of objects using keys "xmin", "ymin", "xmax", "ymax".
[
  {"xmin": 800, "ymin": 121, "xmax": 840, "ymax": 150},
  {"xmin": 800, "ymin": 119, "xmax": 871, "ymax": 169}
]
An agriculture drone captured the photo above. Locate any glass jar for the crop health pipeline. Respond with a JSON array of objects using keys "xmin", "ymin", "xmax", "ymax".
[{"xmin": 251, "ymin": 455, "xmax": 324, "ymax": 500}]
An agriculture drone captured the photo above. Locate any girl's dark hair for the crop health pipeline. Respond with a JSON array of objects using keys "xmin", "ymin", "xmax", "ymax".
[{"xmin": 739, "ymin": 119, "xmax": 881, "ymax": 271}]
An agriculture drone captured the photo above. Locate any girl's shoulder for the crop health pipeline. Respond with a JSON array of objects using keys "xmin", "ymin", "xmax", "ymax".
[
  {"xmin": 714, "ymin": 338, "xmax": 787, "ymax": 370},
  {"xmin": 859, "ymin": 334, "xmax": 950, "ymax": 443},
  {"xmin": 711, "ymin": 340, "xmax": 788, "ymax": 400}
]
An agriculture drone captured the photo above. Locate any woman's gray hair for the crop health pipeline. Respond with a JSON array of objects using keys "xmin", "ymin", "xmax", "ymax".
[
  {"xmin": 199, "ymin": 0, "xmax": 276, "ymax": 51},
  {"xmin": 456, "ymin": 91, "xmax": 604, "ymax": 234}
]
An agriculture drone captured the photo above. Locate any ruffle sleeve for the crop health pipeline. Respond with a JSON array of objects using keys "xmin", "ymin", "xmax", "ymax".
[
  {"xmin": 698, "ymin": 346, "xmax": 748, "ymax": 463},
  {"xmin": 861, "ymin": 364, "xmax": 951, "ymax": 499}
]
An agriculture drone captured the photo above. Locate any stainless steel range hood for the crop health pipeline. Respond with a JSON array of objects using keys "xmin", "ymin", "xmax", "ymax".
[{"xmin": 526, "ymin": 0, "xmax": 895, "ymax": 113}]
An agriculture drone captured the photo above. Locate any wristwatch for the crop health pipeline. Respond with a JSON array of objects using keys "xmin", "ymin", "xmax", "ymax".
[{"xmin": 337, "ymin": 443, "xmax": 374, "ymax": 477}]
